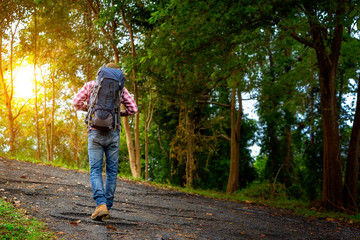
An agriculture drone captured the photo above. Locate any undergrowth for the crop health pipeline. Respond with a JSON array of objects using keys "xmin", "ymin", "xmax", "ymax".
[{"xmin": 0, "ymin": 198, "xmax": 56, "ymax": 240}]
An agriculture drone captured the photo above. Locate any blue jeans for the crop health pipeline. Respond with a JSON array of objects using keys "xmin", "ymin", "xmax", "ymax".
[{"xmin": 88, "ymin": 129, "xmax": 119, "ymax": 210}]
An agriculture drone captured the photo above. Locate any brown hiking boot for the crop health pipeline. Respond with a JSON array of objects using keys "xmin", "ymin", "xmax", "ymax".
[{"xmin": 91, "ymin": 204, "xmax": 109, "ymax": 220}]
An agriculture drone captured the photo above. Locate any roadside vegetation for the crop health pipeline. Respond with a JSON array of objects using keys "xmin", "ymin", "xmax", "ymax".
[{"xmin": 0, "ymin": 197, "xmax": 56, "ymax": 240}]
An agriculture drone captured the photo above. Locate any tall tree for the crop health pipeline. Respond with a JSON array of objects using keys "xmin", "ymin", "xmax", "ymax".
[
  {"xmin": 33, "ymin": 5, "xmax": 41, "ymax": 160},
  {"xmin": 274, "ymin": 0, "xmax": 359, "ymax": 209},
  {"xmin": 341, "ymin": 31, "xmax": 360, "ymax": 211},
  {"xmin": 121, "ymin": 1, "xmax": 142, "ymax": 178},
  {"xmin": 226, "ymin": 81, "xmax": 243, "ymax": 193},
  {"xmin": 0, "ymin": 0, "xmax": 29, "ymax": 153},
  {"xmin": 85, "ymin": 0, "xmax": 141, "ymax": 178},
  {"xmin": 343, "ymin": 76, "xmax": 360, "ymax": 210}
]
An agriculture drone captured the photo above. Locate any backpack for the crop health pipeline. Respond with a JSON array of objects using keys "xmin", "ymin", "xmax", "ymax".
[{"xmin": 85, "ymin": 66, "xmax": 125, "ymax": 131}]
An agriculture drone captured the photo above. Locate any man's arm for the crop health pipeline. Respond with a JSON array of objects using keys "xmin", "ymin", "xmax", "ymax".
[
  {"xmin": 72, "ymin": 81, "xmax": 94, "ymax": 111},
  {"xmin": 120, "ymin": 87, "xmax": 138, "ymax": 116}
]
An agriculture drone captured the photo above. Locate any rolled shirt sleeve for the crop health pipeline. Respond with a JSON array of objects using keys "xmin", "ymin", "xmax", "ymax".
[
  {"xmin": 120, "ymin": 87, "xmax": 138, "ymax": 116},
  {"xmin": 72, "ymin": 81, "xmax": 94, "ymax": 111}
]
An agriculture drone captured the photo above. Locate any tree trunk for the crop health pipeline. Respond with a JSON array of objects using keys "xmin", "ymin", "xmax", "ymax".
[
  {"xmin": 283, "ymin": 43, "xmax": 293, "ymax": 187},
  {"xmin": 343, "ymin": 75, "xmax": 360, "ymax": 211},
  {"xmin": 283, "ymin": 124, "xmax": 292, "ymax": 186},
  {"xmin": 317, "ymin": 57, "xmax": 343, "ymax": 209},
  {"xmin": 0, "ymin": 37, "xmax": 13, "ymax": 152},
  {"xmin": 145, "ymin": 128, "xmax": 149, "ymax": 180},
  {"xmin": 43, "ymin": 72, "xmax": 50, "ymax": 162},
  {"xmin": 185, "ymin": 107, "xmax": 195, "ymax": 187},
  {"xmin": 122, "ymin": 7, "xmax": 141, "ymax": 178},
  {"xmin": 73, "ymin": 112, "xmax": 79, "ymax": 166},
  {"xmin": 122, "ymin": 114, "xmax": 138, "ymax": 177},
  {"xmin": 301, "ymin": 0, "xmax": 344, "ymax": 210},
  {"xmin": 145, "ymin": 86, "xmax": 155, "ymax": 181},
  {"xmin": 226, "ymin": 87, "xmax": 242, "ymax": 194},
  {"xmin": 34, "ymin": 9, "xmax": 41, "ymax": 160},
  {"xmin": 50, "ymin": 74, "xmax": 55, "ymax": 161}
]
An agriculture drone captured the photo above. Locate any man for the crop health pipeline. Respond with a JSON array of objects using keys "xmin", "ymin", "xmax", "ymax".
[{"xmin": 72, "ymin": 63, "xmax": 137, "ymax": 220}]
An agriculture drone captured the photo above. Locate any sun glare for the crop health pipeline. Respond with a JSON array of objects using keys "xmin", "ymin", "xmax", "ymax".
[{"xmin": 13, "ymin": 65, "xmax": 36, "ymax": 99}]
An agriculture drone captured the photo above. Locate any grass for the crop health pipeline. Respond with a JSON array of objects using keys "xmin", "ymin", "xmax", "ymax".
[{"xmin": 0, "ymin": 198, "xmax": 56, "ymax": 240}]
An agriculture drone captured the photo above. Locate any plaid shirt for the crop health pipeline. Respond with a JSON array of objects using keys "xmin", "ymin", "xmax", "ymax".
[{"xmin": 72, "ymin": 80, "xmax": 138, "ymax": 117}]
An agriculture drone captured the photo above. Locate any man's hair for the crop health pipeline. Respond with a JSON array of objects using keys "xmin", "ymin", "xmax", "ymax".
[{"xmin": 106, "ymin": 62, "xmax": 120, "ymax": 69}]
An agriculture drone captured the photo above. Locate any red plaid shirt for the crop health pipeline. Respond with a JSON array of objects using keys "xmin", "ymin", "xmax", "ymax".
[{"xmin": 72, "ymin": 80, "xmax": 138, "ymax": 117}]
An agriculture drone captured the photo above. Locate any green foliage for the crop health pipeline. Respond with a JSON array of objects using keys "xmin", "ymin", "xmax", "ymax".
[
  {"xmin": 0, "ymin": 198, "xmax": 56, "ymax": 239},
  {"xmin": 1, "ymin": 0, "xmax": 360, "ymax": 210},
  {"xmin": 239, "ymin": 181, "xmax": 288, "ymax": 200}
]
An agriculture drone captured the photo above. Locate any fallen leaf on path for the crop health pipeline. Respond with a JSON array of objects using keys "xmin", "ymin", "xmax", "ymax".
[
  {"xmin": 259, "ymin": 234, "xmax": 266, "ymax": 238},
  {"xmin": 20, "ymin": 176, "xmax": 26, "ymax": 179},
  {"xmin": 70, "ymin": 220, "xmax": 81, "ymax": 226},
  {"xmin": 56, "ymin": 231, "xmax": 65, "ymax": 235},
  {"xmin": 206, "ymin": 213, "xmax": 213, "ymax": 216},
  {"xmin": 106, "ymin": 225, "xmax": 117, "ymax": 231},
  {"xmin": 14, "ymin": 200, "xmax": 21, "ymax": 207}
]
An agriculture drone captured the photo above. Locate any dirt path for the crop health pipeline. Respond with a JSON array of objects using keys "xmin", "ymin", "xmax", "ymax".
[{"xmin": 0, "ymin": 157, "xmax": 359, "ymax": 240}]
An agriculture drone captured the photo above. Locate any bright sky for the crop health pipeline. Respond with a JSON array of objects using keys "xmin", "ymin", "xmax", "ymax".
[
  {"xmin": 13, "ymin": 64, "xmax": 37, "ymax": 100},
  {"xmin": 242, "ymin": 92, "xmax": 260, "ymax": 158}
]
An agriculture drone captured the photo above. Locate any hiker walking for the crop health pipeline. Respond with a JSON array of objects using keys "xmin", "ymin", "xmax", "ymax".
[{"xmin": 72, "ymin": 62, "xmax": 137, "ymax": 220}]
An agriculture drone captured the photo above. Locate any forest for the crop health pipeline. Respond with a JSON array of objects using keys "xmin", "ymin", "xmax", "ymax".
[{"xmin": 0, "ymin": 0, "xmax": 360, "ymax": 212}]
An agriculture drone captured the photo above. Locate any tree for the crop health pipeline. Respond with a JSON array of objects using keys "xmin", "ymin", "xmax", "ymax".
[
  {"xmin": 33, "ymin": 5, "xmax": 41, "ymax": 160},
  {"xmin": 85, "ymin": 0, "xmax": 142, "ymax": 178},
  {"xmin": 274, "ymin": 0, "xmax": 359, "ymax": 209},
  {"xmin": 226, "ymin": 80, "xmax": 243, "ymax": 193},
  {"xmin": 0, "ymin": 0, "xmax": 30, "ymax": 154},
  {"xmin": 341, "ymin": 30, "xmax": 360, "ymax": 211},
  {"xmin": 147, "ymin": 0, "xmax": 263, "ymax": 189}
]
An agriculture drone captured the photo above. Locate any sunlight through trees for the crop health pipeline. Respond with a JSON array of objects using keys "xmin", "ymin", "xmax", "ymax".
[{"xmin": 0, "ymin": 0, "xmax": 359, "ymax": 211}]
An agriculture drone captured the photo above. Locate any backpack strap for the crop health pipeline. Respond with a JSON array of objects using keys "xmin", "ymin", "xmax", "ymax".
[
  {"xmin": 85, "ymin": 77, "xmax": 104, "ymax": 129},
  {"xmin": 114, "ymin": 80, "xmax": 124, "ymax": 131}
]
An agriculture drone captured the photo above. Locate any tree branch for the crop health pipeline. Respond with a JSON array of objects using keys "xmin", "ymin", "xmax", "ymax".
[
  {"xmin": 157, "ymin": 127, "xmax": 169, "ymax": 158},
  {"xmin": 197, "ymin": 100, "xmax": 231, "ymax": 108},
  {"xmin": 218, "ymin": 134, "xmax": 231, "ymax": 141},
  {"xmin": 290, "ymin": 32, "xmax": 314, "ymax": 48}
]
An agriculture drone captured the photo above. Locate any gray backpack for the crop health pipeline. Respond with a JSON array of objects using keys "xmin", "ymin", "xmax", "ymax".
[{"xmin": 85, "ymin": 66, "xmax": 125, "ymax": 131}]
